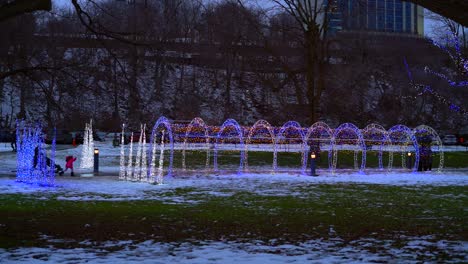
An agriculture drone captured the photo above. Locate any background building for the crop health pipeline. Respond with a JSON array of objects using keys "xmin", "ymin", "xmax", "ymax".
[{"xmin": 329, "ymin": 0, "xmax": 424, "ymax": 35}]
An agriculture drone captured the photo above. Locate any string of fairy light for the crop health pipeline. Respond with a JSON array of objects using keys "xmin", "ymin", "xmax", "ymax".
[
  {"xmin": 401, "ymin": 31, "xmax": 467, "ymax": 118},
  {"xmin": 429, "ymin": 34, "xmax": 468, "ymax": 76},
  {"xmin": 118, "ymin": 116, "xmax": 445, "ymax": 180},
  {"xmin": 404, "ymin": 57, "xmax": 468, "ymax": 119}
]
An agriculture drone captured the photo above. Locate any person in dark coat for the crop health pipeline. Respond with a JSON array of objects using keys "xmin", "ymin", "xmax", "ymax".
[{"xmin": 33, "ymin": 146, "xmax": 64, "ymax": 175}]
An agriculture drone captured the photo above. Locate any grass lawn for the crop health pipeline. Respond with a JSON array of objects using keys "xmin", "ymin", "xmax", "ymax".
[
  {"xmin": 163, "ymin": 150, "xmax": 468, "ymax": 170},
  {"xmin": 0, "ymin": 183, "xmax": 466, "ymax": 262}
]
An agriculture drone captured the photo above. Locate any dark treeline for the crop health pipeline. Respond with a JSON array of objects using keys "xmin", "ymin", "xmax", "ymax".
[{"xmin": 0, "ymin": 0, "xmax": 466, "ymax": 132}]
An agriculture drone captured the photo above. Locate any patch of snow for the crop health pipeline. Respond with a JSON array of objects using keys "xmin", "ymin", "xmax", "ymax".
[
  {"xmin": 0, "ymin": 170, "xmax": 467, "ymax": 202},
  {"xmin": 0, "ymin": 238, "xmax": 466, "ymax": 263}
]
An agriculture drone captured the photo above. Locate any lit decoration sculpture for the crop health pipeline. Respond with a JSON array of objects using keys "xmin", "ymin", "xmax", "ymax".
[
  {"xmin": 213, "ymin": 119, "xmax": 245, "ymax": 173},
  {"xmin": 332, "ymin": 123, "xmax": 366, "ymax": 173},
  {"xmin": 80, "ymin": 120, "xmax": 94, "ymax": 169},
  {"xmin": 16, "ymin": 121, "xmax": 56, "ymax": 186},
  {"xmin": 304, "ymin": 122, "xmax": 334, "ymax": 171},
  {"xmin": 141, "ymin": 125, "xmax": 147, "ymax": 181},
  {"xmin": 149, "ymin": 116, "xmax": 174, "ymax": 184},
  {"xmin": 275, "ymin": 121, "xmax": 306, "ymax": 173},
  {"xmin": 245, "ymin": 120, "xmax": 276, "ymax": 172},
  {"xmin": 120, "ymin": 116, "xmax": 446, "ymax": 183},
  {"xmin": 126, "ymin": 132, "xmax": 134, "ymax": 180},
  {"xmin": 182, "ymin": 117, "xmax": 210, "ymax": 171},
  {"xmin": 119, "ymin": 124, "xmax": 126, "ymax": 180},
  {"xmin": 133, "ymin": 124, "xmax": 147, "ymax": 181},
  {"xmin": 362, "ymin": 124, "xmax": 392, "ymax": 171},
  {"xmin": 413, "ymin": 125, "xmax": 444, "ymax": 172},
  {"xmin": 388, "ymin": 125, "xmax": 420, "ymax": 172}
]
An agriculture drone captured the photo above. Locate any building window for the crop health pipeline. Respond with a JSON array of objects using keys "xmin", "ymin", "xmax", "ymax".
[
  {"xmin": 377, "ymin": 0, "xmax": 385, "ymax": 30},
  {"xmin": 385, "ymin": 0, "xmax": 394, "ymax": 32},
  {"xmin": 395, "ymin": 0, "xmax": 403, "ymax": 32},
  {"xmin": 405, "ymin": 2, "xmax": 412, "ymax": 33},
  {"xmin": 368, "ymin": 0, "xmax": 377, "ymax": 30}
]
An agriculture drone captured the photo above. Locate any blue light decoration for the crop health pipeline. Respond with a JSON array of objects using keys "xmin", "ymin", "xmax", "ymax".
[
  {"xmin": 362, "ymin": 124, "xmax": 391, "ymax": 171},
  {"xmin": 149, "ymin": 116, "xmax": 174, "ymax": 183},
  {"xmin": 119, "ymin": 117, "xmax": 445, "ymax": 181},
  {"xmin": 213, "ymin": 119, "xmax": 245, "ymax": 173},
  {"xmin": 403, "ymin": 30, "xmax": 468, "ymax": 118},
  {"xmin": 387, "ymin": 125, "xmax": 420, "ymax": 172},
  {"xmin": 16, "ymin": 121, "xmax": 56, "ymax": 186},
  {"xmin": 304, "ymin": 122, "xmax": 334, "ymax": 171},
  {"xmin": 331, "ymin": 123, "xmax": 366, "ymax": 173},
  {"xmin": 424, "ymin": 66, "xmax": 468, "ymax": 87},
  {"xmin": 429, "ymin": 32, "xmax": 468, "ymax": 77},
  {"xmin": 275, "ymin": 121, "xmax": 306, "ymax": 173},
  {"xmin": 245, "ymin": 120, "xmax": 276, "ymax": 172},
  {"xmin": 413, "ymin": 125, "xmax": 444, "ymax": 173},
  {"xmin": 403, "ymin": 58, "xmax": 468, "ymax": 118}
]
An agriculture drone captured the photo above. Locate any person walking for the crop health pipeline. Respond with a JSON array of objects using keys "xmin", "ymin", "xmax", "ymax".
[{"xmin": 64, "ymin": 155, "xmax": 77, "ymax": 176}]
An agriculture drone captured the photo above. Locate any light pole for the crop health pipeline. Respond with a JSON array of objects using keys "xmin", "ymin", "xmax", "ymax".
[
  {"xmin": 94, "ymin": 148, "xmax": 99, "ymax": 174},
  {"xmin": 407, "ymin": 152, "xmax": 413, "ymax": 170},
  {"xmin": 310, "ymin": 152, "xmax": 318, "ymax": 176}
]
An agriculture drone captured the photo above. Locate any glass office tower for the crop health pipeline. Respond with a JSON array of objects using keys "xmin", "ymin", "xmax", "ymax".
[{"xmin": 329, "ymin": 0, "xmax": 424, "ymax": 35}]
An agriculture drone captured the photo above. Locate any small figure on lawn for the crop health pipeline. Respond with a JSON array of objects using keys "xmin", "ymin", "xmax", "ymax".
[
  {"xmin": 10, "ymin": 129, "xmax": 17, "ymax": 152},
  {"xmin": 64, "ymin": 155, "xmax": 77, "ymax": 176}
]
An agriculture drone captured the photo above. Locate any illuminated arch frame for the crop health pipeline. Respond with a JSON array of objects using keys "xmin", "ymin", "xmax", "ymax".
[
  {"xmin": 213, "ymin": 119, "xmax": 245, "ymax": 173},
  {"xmin": 362, "ymin": 123, "xmax": 392, "ymax": 171},
  {"xmin": 413, "ymin": 125, "xmax": 444, "ymax": 172},
  {"xmin": 275, "ymin": 121, "xmax": 306, "ymax": 173},
  {"xmin": 182, "ymin": 117, "xmax": 210, "ymax": 171},
  {"xmin": 304, "ymin": 121, "xmax": 334, "ymax": 171},
  {"xmin": 387, "ymin": 125, "xmax": 419, "ymax": 172},
  {"xmin": 148, "ymin": 116, "xmax": 174, "ymax": 182},
  {"xmin": 332, "ymin": 123, "xmax": 366, "ymax": 173},
  {"xmin": 245, "ymin": 120, "xmax": 277, "ymax": 172}
]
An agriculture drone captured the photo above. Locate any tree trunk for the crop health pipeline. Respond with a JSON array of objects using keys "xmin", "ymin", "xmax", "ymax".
[
  {"xmin": 305, "ymin": 29, "xmax": 317, "ymax": 124},
  {"xmin": 128, "ymin": 46, "xmax": 140, "ymax": 124}
]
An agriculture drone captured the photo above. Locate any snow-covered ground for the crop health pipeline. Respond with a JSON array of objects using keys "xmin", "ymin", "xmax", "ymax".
[
  {"xmin": 0, "ymin": 171, "xmax": 467, "ymax": 202},
  {"xmin": 1, "ymin": 141, "xmax": 467, "ymax": 263},
  {"xmin": 1, "ymin": 237, "xmax": 466, "ymax": 264}
]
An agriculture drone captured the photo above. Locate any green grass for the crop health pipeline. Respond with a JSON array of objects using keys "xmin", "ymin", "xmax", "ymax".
[
  {"xmin": 160, "ymin": 150, "xmax": 468, "ymax": 170},
  {"xmin": 0, "ymin": 184, "xmax": 466, "ymax": 252}
]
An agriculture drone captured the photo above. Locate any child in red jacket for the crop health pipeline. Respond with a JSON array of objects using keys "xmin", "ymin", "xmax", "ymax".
[{"xmin": 65, "ymin": 156, "xmax": 77, "ymax": 176}]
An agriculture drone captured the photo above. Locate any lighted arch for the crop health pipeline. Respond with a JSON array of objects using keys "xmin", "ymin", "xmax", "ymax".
[
  {"xmin": 213, "ymin": 119, "xmax": 245, "ymax": 173},
  {"xmin": 387, "ymin": 125, "xmax": 419, "ymax": 172},
  {"xmin": 332, "ymin": 123, "xmax": 366, "ymax": 172},
  {"xmin": 149, "ymin": 116, "xmax": 174, "ymax": 183},
  {"xmin": 413, "ymin": 125, "xmax": 444, "ymax": 172},
  {"xmin": 245, "ymin": 120, "xmax": 276, "ymax": 172},
  {"xmin": 362, "ymin": 123, "xmax": 392, "ymax": 171},
  {"xmin": 275, "ymin": 121, "xmax": 306, "ymax": 173},
  {"xmin": 182, "ymin": 117, "xmax": 210, "ymax": 171},
  {"xmin": 304, "ymin": 122, "xmax": 333, "ymax": 171}
]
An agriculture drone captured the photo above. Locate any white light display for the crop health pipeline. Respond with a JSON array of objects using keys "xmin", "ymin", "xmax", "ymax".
[
  {"xmin": 80, "ymin": 120, "xmax": 94, "ymax": 169},
  {"xmin": 245, "ymin": 120, "xmax": 276, "ymax": 172},
  {"xmin": 126, "ymin": 132, "xmax": 134, "ymax": 180},
  {"xmin": 182, "ymin": 117, "xmax": 210, "ymax": 171},
  {"xmin": 119, "ymin": 124, "xmax": 126, "ymax": 180}
]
